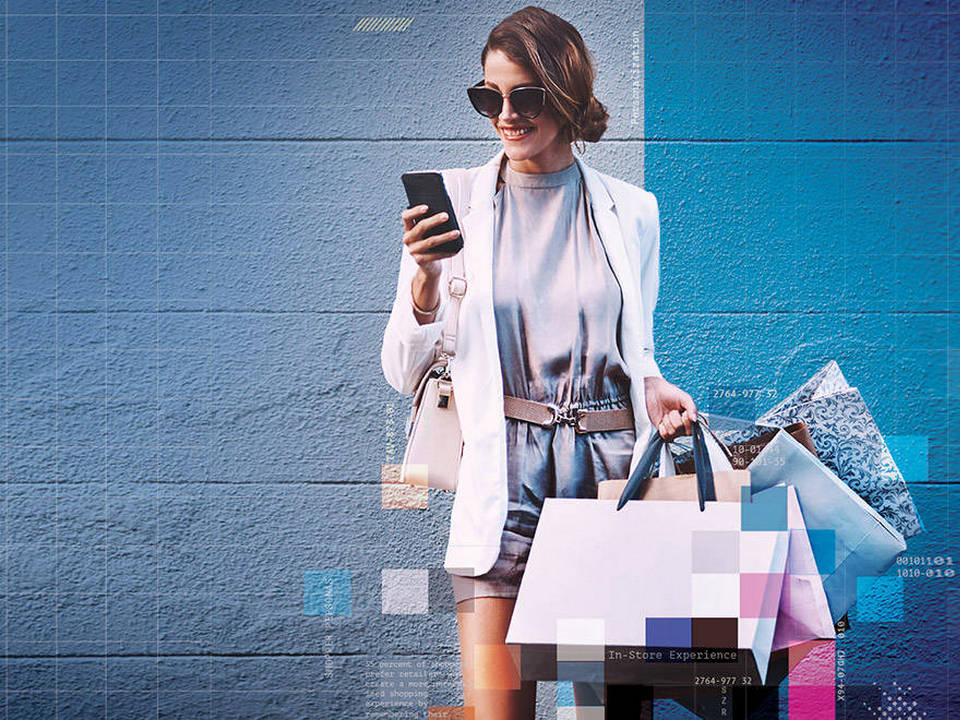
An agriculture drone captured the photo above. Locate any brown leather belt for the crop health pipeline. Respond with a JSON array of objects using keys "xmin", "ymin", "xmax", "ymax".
[{"xmin": 503, "ymin": 394, "xmax": 634, "ymax": 434}]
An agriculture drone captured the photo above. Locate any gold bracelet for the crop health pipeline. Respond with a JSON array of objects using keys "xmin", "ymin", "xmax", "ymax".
[{"xmin": 411, "ymin": 289, "xmax": 441, "ymax": 316}]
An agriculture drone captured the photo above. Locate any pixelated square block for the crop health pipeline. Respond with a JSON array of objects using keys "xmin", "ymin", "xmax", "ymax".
[
  {"xmin": 381, "ymin": 463, "xmax": 428, "ymax": 509},
  {"xmin": 381, "ymin": 568, "xmax": 429, "ymax": 614},
  {"xmin": 556, "ymin": 680, "xmax": 576, "ymax": 707},
  {"xmin": 787, "ymin": 685, "xmax": 835, "ymax": 718},
  {"xmin": 645, "ymin": 617, "xmax": 691, "ymax": 648},
  {"xmin": 886, "ymin": 435, "xmax": 928, "ymax": 485},
  {"xmin": 557, "ymin": 618, "xmax": 605, "ymax": 661},
  {"xmin": 692, "ymin": 529, "xmax": 740, "ymax": 573},
  {"xmin": 691, "ymin": 617, "xmax": 738, "ymax": 648},
  {"xmin": 738, "ymin": 529, "xmax": 785, "ymax": 573},
  {"xmin": 784, "ymin": 530, "xmax": 822, "ymax": 575},
  {"xmin": 856, "ymin": 576, "xmax": 903, "ymax": 622},
  {"xmin": 691, "ymin": 573, "xmax": 740, "ymax": 617},
  {"xmin": 566, "ymin": 680, "xmax": 605, "ymax": 708},
  {"xmin": 780, "ymin": 574, "xmax": 829, "ymax": 617},
  {"xmin": 557, "ymin": 660, "xmax": 604, "ymax": 684},
  {"xmin": 429, "ymin": 567, "xmax": 456, "ymax": 613},
  {"xmin": 559, "ymin": 707, "xmax": 604, "ymax": 720},
  {"xmin": 428, "ymin": 707, "xmax": 475, "ymax": 720},
  {"xmin": 788, "ymin": 641, "xmax": 835, "ymax": 687},
  {"xmin": 740, "ymin": 573, "xmax": 783, "ymax": 618},
  {"xmin": 474, "ymin": 643, "xmax": 522, "ymax": 690},
  {"xmin": 303, "ymin": 569, "xmax": 350, "ymax": 616},
  {"xmin": 741, "ymin": 484, "xmax": 788, "ymax": 531},
  {"xmin": 803, "ymin": 529, "xmax": 836, "ymax": 574}
]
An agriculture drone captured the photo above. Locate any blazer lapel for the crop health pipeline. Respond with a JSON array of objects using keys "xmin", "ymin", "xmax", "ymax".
[
  {"xmin": 575, "ymin": 156, "xmax": 648, "ymax": 358},
  {"xmin": 575, "ymin": 157, "xmax": 655, "ymax": 473},
  {"xmin": 450, "ymin": 151, "xmax": 507, "ymax": 442}
]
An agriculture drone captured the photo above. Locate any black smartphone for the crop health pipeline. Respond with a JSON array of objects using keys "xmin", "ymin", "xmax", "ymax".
[{"xmin": 401, "ymin": 171, "xmax": 464, "ymax": 256}]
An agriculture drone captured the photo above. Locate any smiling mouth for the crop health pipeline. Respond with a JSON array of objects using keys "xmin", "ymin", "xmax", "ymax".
[{"xmin": 501, "ymin": 126, "xmax": 534, "ymax": 140}]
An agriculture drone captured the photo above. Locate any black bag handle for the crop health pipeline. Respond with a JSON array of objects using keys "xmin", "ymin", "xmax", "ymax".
[{"xmin": 616, "ymin": 417, "xmax": 717, "ymax": 512}]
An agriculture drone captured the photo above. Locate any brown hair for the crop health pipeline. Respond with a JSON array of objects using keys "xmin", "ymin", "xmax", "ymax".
[{"xmin": 480, "ymin": 5, "xmax": 609, "ymax": 152}]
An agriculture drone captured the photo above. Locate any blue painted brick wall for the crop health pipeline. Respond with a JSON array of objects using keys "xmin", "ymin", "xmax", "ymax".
[{"xmin": 1, "ymin": 1, "xmax": 954, "ymax": 718}]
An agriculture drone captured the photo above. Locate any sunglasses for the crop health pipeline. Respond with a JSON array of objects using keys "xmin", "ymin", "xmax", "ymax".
[{"xmin": 467, "ymin": 80, "xmax": 548, "ymax": 119}]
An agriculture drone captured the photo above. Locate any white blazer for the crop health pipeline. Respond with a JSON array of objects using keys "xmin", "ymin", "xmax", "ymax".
[{"xmin": 381, "ymin": 148, "xmax": 664, "ymax": 577}]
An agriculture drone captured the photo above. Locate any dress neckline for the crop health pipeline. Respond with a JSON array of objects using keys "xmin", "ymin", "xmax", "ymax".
[{"xmin": 501, "ymin": 160, "xmax": 580, "ymax": 189}]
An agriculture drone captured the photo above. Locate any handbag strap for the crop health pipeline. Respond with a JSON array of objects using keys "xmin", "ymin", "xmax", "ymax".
[
  {"xmin": 437, "ymin": 169, "xmax": 470, "ymax": 361},
  {"xmin": 616, "ymin": 416, "xmax": 721, "ymax": 512}
]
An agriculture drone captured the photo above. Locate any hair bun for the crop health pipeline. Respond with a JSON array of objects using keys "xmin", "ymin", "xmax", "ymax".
[{"xmin": 580, "ymin": 96, "xmax": 609, "ymax": 144}]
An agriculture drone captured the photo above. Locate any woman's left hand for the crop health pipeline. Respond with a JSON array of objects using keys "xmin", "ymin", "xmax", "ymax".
[{"xmin": 643, "ymin": 376, "xmax": 699, "ymax": 442}]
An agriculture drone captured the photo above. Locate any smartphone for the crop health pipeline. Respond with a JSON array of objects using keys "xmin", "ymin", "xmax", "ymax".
[{"xmin": 401, "ymin": 171, "xmax": 464, "ymax": 256}]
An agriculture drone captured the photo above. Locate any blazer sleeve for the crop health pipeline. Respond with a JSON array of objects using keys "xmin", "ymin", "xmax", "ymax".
[
  {"xmin": 635, "ymin": 188, "xmax": 663, "ymax": 380},
  {"xmin": 380, "ymin": 238, "xmax": 449, "ymax": 395}
]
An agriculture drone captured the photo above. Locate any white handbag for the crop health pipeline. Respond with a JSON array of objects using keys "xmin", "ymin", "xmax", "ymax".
[{"xmin": 399, "ymin": 172, "xmax": 470, "ymax": 492}]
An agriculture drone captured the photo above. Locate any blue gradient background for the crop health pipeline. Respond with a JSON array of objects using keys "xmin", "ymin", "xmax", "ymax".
[{"xmin": 0, "ymin": 1, "xmax": 955, "ymax": 718}]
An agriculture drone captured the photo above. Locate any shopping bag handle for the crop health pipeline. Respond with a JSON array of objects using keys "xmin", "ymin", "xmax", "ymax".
[{"xmin": 616, "ymin": 417, "xmax": 718, "ymax": 512}]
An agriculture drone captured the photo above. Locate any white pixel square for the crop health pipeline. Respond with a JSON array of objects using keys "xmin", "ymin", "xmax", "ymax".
[
  {"xmin": 691, "ymin": 573, "xmax": 740, "ymax": 617},
  {"xmin": 381, "ymin": 569, "xmax": 429, "ymax": 614},
  {"xmin": 556, "ymin": 617, "xmax": 605, "ymax": 661}
]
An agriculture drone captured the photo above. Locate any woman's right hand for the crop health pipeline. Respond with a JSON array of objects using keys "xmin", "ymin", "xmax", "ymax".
[{"xmin": 401, "ymin": 204, "xmax": 462, "ymax": 277}]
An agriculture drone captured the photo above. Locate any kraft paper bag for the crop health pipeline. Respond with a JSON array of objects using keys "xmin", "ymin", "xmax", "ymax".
[
  {"xmin": 504, "ymin": 485, "xmax": 800, "ymax": 685},
  {"xmin": 756, "ymin": 360, "xmax": 923, "ymax": 538},
  {"xmin": 749, "ymin": 429, "xmax": 907, "ymax": 621},
  {"xmin": 598, "ymin": 423, "xmax": 750, "ymax": 502}
]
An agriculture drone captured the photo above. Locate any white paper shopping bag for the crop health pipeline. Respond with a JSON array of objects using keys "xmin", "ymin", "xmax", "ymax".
[
  {"xmin": 504, "ymin": 485, "xmax": 798, "ymax": 685},
  {"xmin": 773, "ymin": 484, "xmax": 835, "ymax": 651},
  {"xmin": 600, "ymin": 425, "xmax": 834, "ymax": 655}
]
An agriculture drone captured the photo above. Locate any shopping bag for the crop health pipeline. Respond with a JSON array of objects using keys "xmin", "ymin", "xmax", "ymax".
[
  {"xmin": 614, "ymin": 420, "xmax": 742, "ymax": 511},
  {"xmin": 504, "ymin": 488, "xmax": 792, "ymax": 685},
  {"xmin": 600, "ymin": 421, "xmax": 833, "ymax": 653},
  {"xmin": 597, "ymin": 421, "xmax": 749, "ymax": 503},
  {"xmin": 638, "ymin": 412, "xmax": 817, "ymax": 477},
  {"xmin": 749, "ymin": 429, "xmax": 908, "ymax": 621},
  {"xmin": 772, "ymin": 485, "xmax": 835, "ymax": 652},
  {"xmin": 507, "ymin": 419, "xmax": 827, "ymax": 685},
  {"xmin": 756, "ymin": 360, "xmax": 923, "ymax": 538}
]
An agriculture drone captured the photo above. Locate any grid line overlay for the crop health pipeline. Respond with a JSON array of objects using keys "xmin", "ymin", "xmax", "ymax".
[{"xmin": 0, "ymin": 2, "xmax": 955, "ymax": 718}]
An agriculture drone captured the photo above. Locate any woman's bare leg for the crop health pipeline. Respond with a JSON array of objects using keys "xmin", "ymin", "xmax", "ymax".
[{"xmin": 455, "ymin": 596, "xmax": 536, "ymax": 720}]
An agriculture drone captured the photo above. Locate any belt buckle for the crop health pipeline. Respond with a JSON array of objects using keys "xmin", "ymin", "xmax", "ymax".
[{"xmin": 549, "ymin": 402, "xmax": 586, "ymax": 433}]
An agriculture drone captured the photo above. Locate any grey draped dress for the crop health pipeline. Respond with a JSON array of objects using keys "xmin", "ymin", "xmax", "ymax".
[{"xmin": 449, "ymin": 158, "xmax": 637, "ymax": 604}]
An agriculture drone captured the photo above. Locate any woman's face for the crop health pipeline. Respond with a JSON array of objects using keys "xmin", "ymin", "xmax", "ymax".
[{"xmin": 482, "ymin": 49, "xmax": 572, "ymax": 172}]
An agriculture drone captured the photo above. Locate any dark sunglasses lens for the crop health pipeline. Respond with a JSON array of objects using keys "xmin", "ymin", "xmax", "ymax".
[
  {"xmin": 468, "ymin": 87, "xmax": 501, "ymax": 117},
  {"xmin": 512, "ymin": 87, "xmax": 545, "ymax": 118}
]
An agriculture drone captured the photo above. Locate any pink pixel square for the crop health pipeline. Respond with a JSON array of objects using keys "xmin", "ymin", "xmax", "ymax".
[
  {"xmin": 787, "ymin": 685, "xmax": 834, "ymax": 718},
  {"xmin": 789, "ymin": 642, "xmax": 835, "ymax": 687},
  {"xmin": 739, "ymin": 573, "xmax": 782, "ymax": 618}
]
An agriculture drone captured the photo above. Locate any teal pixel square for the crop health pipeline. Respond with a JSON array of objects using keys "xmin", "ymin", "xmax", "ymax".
[
  {"xmin": 886, "ymin": 435, "xmax": 928, "ymax": 485},
  {"xmin": 741, "ymin": 484, "xmax": 788, "ymax": 531},
  {"xmin": 806, "ymin": 529, "xmax": 836, "ymax": 574},
  {"xmin": 304, "ymin": 569, "xmax": 351, "ymax": 616},
  {"xmin": 856, "ymin": 576, "xmax": 903, "ymax": 622}
]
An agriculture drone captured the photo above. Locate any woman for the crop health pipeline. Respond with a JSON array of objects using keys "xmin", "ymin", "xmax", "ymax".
[{"xmin": 382, "ymin": 7, "xmax": 698, "ymax": 718}]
